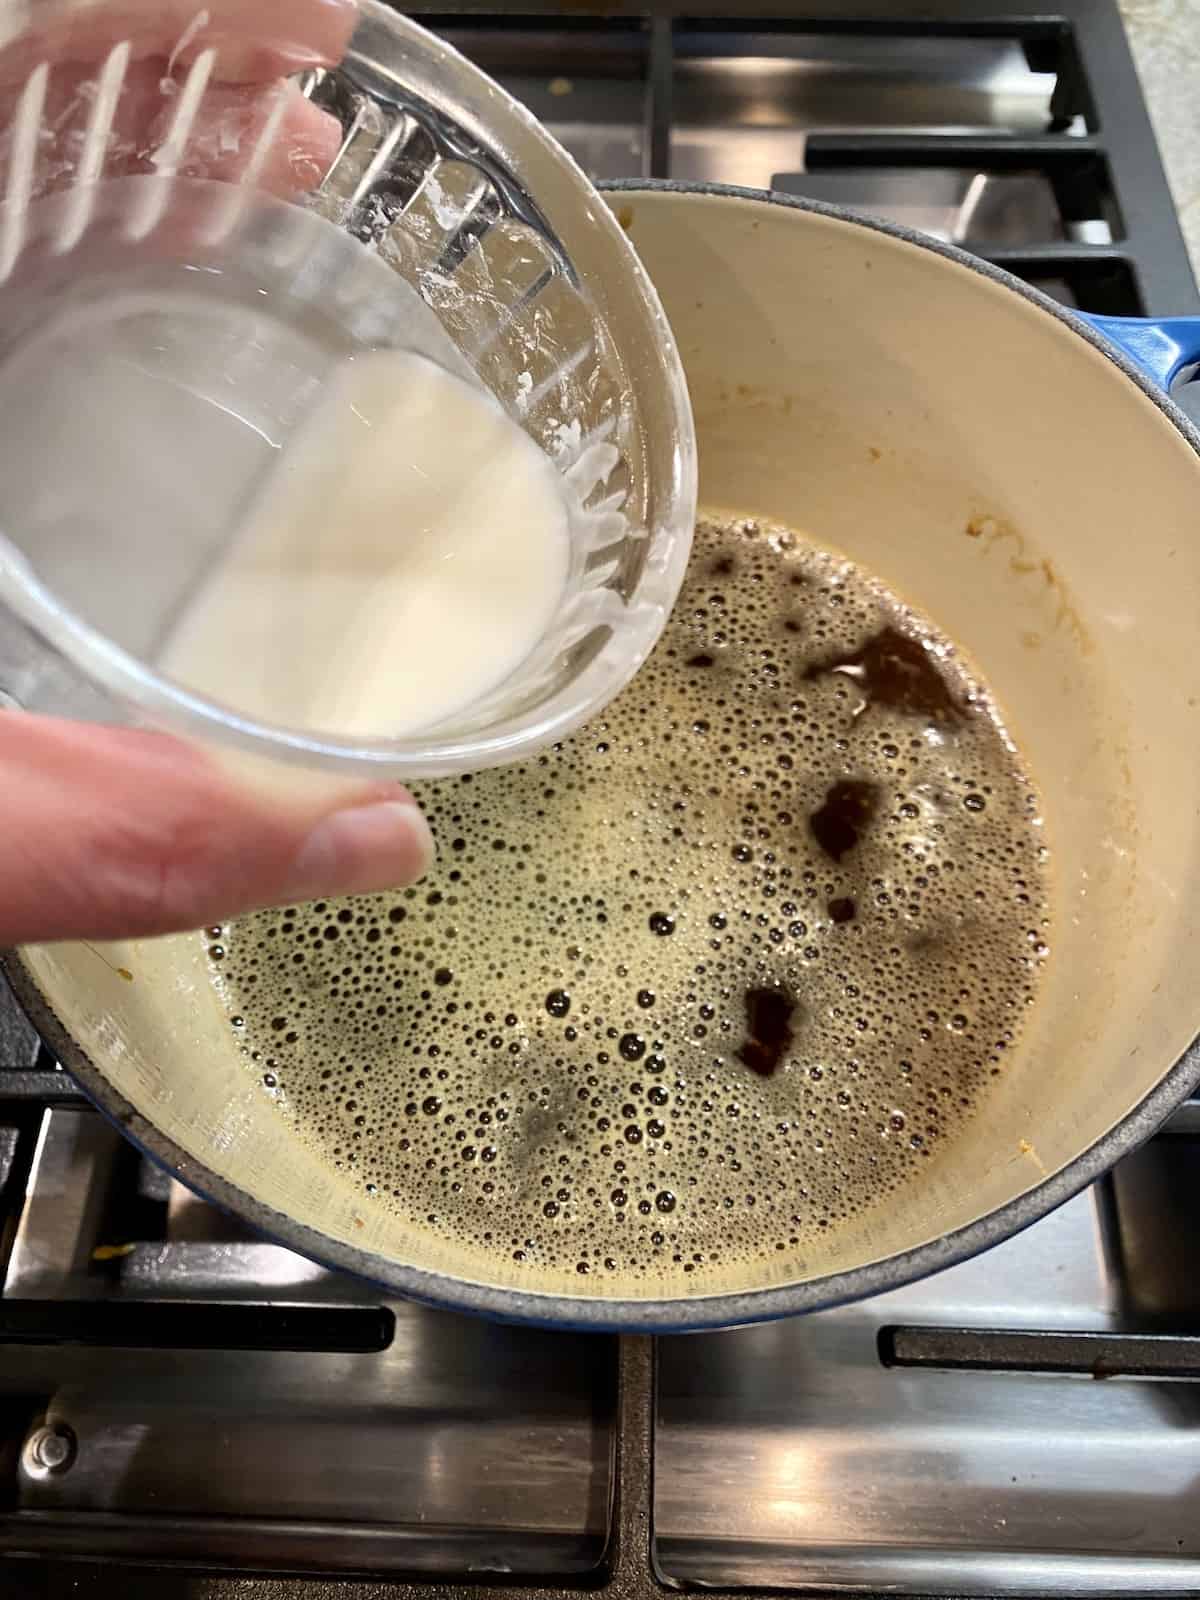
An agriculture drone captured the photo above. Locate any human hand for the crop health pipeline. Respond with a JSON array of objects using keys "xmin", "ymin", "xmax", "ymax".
[
  {"xmin": 0, "ymin": 0, "xmax": 358, "ymax": 200},
  {"xmin": 0, "ymin": 712, "xmax": 435, "ymax": 945},
  {"xmin": 0, "ymin": 0, "xmax": 437, "ymax": 948}
]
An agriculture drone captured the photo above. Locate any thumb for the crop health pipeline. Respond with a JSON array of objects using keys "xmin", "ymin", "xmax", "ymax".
[{"xmin": 0, "ymin": 713, "xmax": 434, "ymax": 945}]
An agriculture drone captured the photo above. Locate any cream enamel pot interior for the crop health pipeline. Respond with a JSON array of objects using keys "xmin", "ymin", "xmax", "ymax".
[{"xmin": 10, "ymin": 182, "xmax": 1200, "ymax": 1332}]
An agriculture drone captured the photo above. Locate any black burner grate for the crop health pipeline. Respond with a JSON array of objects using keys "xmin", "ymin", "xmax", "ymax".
[
  {"xmin": 0, "ymin": 974, "xmax": 80, "ymax": 1103},
  {"xmin": 410, "ymin": 0, "xmax": 1199, "ymax": 316}
]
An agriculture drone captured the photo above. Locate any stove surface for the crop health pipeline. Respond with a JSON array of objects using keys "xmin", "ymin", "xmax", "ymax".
[
  {"xmin": 4, "ymin": 2, "xmax": 1200, "ymax": 1596},
  {"xmin": 8, "ymin": 1113, "xmax": 1200, "ymax": 1596}
]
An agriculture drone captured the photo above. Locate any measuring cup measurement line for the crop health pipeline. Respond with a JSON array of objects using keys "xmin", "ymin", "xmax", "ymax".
[
  {"xmin": 0, "ymin": 60, "xmax": 46, "ymax": 284},
  {"xmin": 126, "ymin": 45, "xmax": 216, "ymax": 241}
]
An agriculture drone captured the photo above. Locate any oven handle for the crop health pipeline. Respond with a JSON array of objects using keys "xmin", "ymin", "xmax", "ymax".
[{"xmin": 1080, "ymin": 313, "xmax": 1200, "ymax": 393}]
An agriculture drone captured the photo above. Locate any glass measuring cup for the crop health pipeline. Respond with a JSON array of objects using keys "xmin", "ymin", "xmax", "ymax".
[{"xmin": 0, "ymin": 0, "xmax": 697, "ymax": 778}]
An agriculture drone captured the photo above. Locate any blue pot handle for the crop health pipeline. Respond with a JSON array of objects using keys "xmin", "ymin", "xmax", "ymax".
[{"xmin": 1079, "ymin": 314, "xmax": 1200, "ymax": 393}]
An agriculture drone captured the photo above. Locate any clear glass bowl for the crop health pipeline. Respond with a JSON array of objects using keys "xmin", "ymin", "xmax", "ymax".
[{"xmin": 0, "ymin": 0, "xmax": 696, "ymax": 776}]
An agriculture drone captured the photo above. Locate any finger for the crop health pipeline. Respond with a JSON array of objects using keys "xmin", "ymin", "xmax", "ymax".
[
  {"xmin": 170, "ymin": 80, "xmax": 346, "ymax": 197},
  {"xmin": 115, "ymin": 67, "xmax": 345, "ymax": 198},
  {"xmin": 0, "ymin": 714, "xmax": 434, "ymax": 946},
  {"xmin": 25, "ymin": 61, "xmax": 342, "ymax": 204},
  {"xmin": 169, "ymin": 0, "xmax": 360, "ymax": 85},
  {"xmin": 0, "ymin": 0, "xmax": 358, "ymax": 91}
]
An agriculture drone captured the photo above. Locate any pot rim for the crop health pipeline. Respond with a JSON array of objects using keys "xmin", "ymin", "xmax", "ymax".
[{"xmin": 9, "ymin": 178, "xmax": 1200, "ymax": 1334}]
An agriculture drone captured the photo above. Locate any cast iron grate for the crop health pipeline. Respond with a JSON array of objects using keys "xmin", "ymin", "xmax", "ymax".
[{"xmin": 410, "ymin": 0, "xmax": 1200, "ymax": 317}]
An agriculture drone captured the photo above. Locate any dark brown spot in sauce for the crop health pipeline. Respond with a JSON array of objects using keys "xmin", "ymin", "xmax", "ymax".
[
  {"xmin": 737, "ymin": 987, "xmax": 796, "ymax": 1077},
  {"xmin": 809, "ymin": 780, "xmax": 879, "ymax": 862},
  {"xmin": 828, "ymin": 897, "xmax": 856, "ymax": 924},
  {"xmin": 686, "ymin": 652, "xmax": 714, "ymax": 669},
  {"xmin": 804, "ymin": 626, "xmax": 963, "ymax": 723}
]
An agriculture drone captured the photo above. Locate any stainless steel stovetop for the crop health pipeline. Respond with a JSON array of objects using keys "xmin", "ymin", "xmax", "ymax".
[{"xmin": 4, "ymin": 4, "xmax": 1200, "ymax": 1597}]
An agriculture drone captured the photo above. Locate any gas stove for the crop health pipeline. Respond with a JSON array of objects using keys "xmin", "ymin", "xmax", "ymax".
[{"xmin": 5, "ymin": 3, "xmax": 1200, "ymax": 1597}]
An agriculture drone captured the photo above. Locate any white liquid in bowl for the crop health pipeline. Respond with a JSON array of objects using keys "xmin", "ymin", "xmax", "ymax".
[
  {"xmin": 160, "ymin": 349, "xmax": 571, "ymax": 738},
  {"xmin": 0, "ymin": 181, "xmax": 574, "ymax": 744}
]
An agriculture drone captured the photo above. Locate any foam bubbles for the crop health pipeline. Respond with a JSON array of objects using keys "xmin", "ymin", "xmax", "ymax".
[{"xmin": 213, "ymin": 515, "xmax": 1051, "ymax": 1293}]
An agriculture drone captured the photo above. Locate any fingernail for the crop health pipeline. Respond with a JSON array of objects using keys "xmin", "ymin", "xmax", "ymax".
[{"xmin": 284, "ymin": 800, "xmax": 435, "ymax": 902}]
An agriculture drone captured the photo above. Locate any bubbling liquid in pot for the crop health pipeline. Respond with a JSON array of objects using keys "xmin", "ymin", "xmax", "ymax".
[{"xmin": 213, "ymin": 515, "xmax": 1052, "ymax": 1291}]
